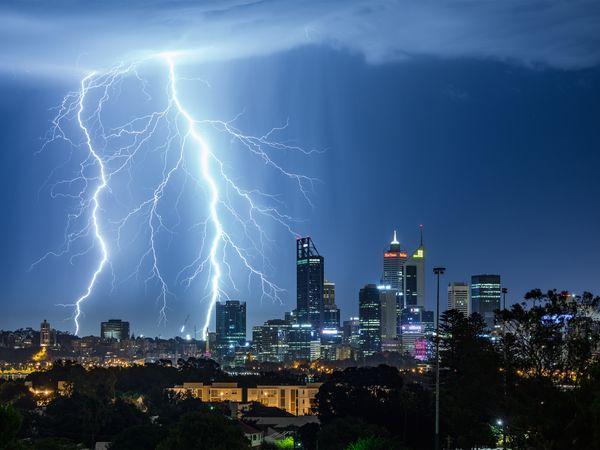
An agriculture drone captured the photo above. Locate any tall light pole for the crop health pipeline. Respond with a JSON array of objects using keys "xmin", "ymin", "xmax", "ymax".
[
  {"xmin": 433, "ymin": 266, "xmax": 446, "ymax": 450},
  {"xmin": 501, "ymin": 287, "xmax": 508, "ymax": 450}
]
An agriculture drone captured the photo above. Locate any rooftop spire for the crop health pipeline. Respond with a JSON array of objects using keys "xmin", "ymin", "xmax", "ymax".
[
  {"xmin": 391, "ymin": 230, "xmax": 399, "ymax": 245},
  {"xmin": 419, "ymin": 224, "xmax": 423, "ymax": 247}
]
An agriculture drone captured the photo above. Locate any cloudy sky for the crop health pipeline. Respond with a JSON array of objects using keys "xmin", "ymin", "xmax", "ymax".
[{"xmin": 1, "ymin": 0, "xmax": 599, "ymax": 336}]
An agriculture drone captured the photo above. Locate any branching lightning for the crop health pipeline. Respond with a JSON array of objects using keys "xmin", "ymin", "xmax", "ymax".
[{"xmin": 34, "ymin": 54, "xmax": 316, "ymax": 337}]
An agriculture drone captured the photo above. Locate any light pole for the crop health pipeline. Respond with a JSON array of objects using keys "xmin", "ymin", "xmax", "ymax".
[
  {"xmin": 433, "ymin": 266, "xmax": 446, "ymax": 450},
  {"xmin": 501, "ymin": 287, "xmax": 508, "ymax": 450}
]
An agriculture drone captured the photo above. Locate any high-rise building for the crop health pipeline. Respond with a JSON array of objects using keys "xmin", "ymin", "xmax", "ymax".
[
  {"xmin": 471, "ymin": 274, "xmax": 501, "ymax": 328},
  {"xmin": 40, "ymin": 320, "xmax": 51, "ymax": 347},
  {"xmin": 287, "ymin": 324, "xmax": 320, "ymax": 361},
  {"xmin": 322, "ymin": 280, "xmax": 340, "ymax": 329},
  {"xmin": 296, "ymin": 237, "xmax": 324, "ymax": 330},
  {"xmin": 382, "ymin": 231, "xmax": 408, "ymax": 295},
  {"xmin": 378, "ymin": 286, "xmax": 398, "ymax": 341},
  {"xmin": 252, "ymin": 319, "xmax": 289, "ymax": 362},
  {"xmin": 448, "ymin": 282, "xmax": 470, "ymax": 316},
  {"xmin": 101, "ymin": 319, "xmax": 130, "ymax": 341},
  {"xmin": 342, "ymin": 317, "xmax": 361, "ymax": 347},
  {"xmin": 215, "ymin": 300, "xmax": 247, "ymax": 352},
  {"xmin": 358, "ymin": 284, "xmax": 382, "ymax": 356},
  {"xmin": 404, "ymin": 225, "xmax": 426, "ymax": 308},
  {"xmin": 399, "ymin": 306, "xmax": 434, "ymax": 358}
]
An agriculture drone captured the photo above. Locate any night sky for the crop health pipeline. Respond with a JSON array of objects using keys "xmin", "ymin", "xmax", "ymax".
[{"xmin": 1, "ymin": 1, "xmax": 599, "ymax": 337}]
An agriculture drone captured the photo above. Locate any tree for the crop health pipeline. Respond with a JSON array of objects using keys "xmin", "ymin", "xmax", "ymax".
[
  {"xmin": 156, "ymin": 411, "xmax": 249, "ymax": 450},
  {"xmin": 317, "ymin": 417, "xmax": 390, "ymax": 450},
  {"xmin": 109, "ymin": 424, "xmax": 166, "ymax": 450},
  {"xmin": 315, "ymin": 366, "xmax": 432, "ymax": 449},
  {"xmin": 438, "ymin": 309, "xmax": 501, "ymax": 449},
  {"xmin": 0, "ymin": 403, "xmax": 23, "ymax": 449},
  {"xmin": 496, "ymin": 290, "xmax": 600, "ymax": 449}
]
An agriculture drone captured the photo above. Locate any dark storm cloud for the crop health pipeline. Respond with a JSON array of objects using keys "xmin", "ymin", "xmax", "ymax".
[{"xmin": 1, "ymin": 0, "xmax": 599, "ymax": 74}]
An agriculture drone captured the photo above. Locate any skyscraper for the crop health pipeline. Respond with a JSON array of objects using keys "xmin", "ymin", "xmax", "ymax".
[
  {"xmin": 322, "ymin": 280, "xmax": 340, "ymax": 329},
  {"xmin": 399, "ymin": 306, "xmax": 434, "ymax": 358},
  {"xmin": 40, "ymin": 319, "xmax": 51, "ymax": 347},
  {"xmin": 101, "ymin": 319, "xmax": 130, "ymax": 341},
  {"xmin": 382, "ymin": 231, "xmax": 408, "ymax": 295},
  {"xmin": 215, "ymin": 300, "xmax": 247, "ymax": 352},
  {"xmin": 404, "ymin": 225, "xmax": 426, "ymax": 308},
  {"xmin": 252, "ymin": 319, "xmax": 289, "ymax": 362},
  {"xmin": 378, "ymin": 286, "xmax": 398, "ymax": 341},
  {"xmin": 342, "ymin": 317, "xmax": 361, "ymax": 347},
  {"xmin": 296, "ymin": 237, "xmax": 324, "ymax": 330},
  {"xmin": 358, "ymin": 284, "xmax": 382, "ymax": 356},
  {"xmin": 471, "ymin": 274, "xmax": 501, "ymax": 328},
  {"xmin": 448, "ymin": 282, "xmax": 470, "ymax": 316}
]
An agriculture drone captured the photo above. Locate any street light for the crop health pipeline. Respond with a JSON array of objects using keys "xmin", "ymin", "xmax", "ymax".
[
  {"xmin": 501, "ymin": 287, "xmax": 508, "ymax": 450},
  {"xmin": 433, "ymin": 266, "xmax": 446, "ymax": 450},
  {"xmin": 496, "ymin": 418, "xmax": 506, "ymax": 449}
]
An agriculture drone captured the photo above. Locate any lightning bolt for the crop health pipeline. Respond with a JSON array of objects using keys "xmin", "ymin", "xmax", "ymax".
[
  {"xmin": 34, "ymin": 54, "xmax": 317, "ymax": 338},
  {"xmin": 72, "ymin": 72, "xmax": 109, "ymax": 335}
]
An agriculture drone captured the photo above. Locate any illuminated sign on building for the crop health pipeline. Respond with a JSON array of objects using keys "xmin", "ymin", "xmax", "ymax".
[{"xmin": 384, "ymin": 252, "xmax": 408, "ymax": 258}]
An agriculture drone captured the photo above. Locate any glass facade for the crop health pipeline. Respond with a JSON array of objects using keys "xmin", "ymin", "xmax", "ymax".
[
  {"xmin": 215, "ymin": 300, "xmax": 247, "ymax": 354},
  {"xmin": 296, "ymin": 237, "xmax": 324, "ymax": 330},
  {"xmin": 470, "ymin": 274, "xmax": 501, "ymax": 328}
]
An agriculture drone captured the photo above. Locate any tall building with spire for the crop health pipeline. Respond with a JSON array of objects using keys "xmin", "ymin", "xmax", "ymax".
[
  {"xmin": 404, "ymin": 225, "xmax": 426, "ymax": 308},
  {"xmin": 382, "ymin": 230, "xmax": 408, "ymax": 294},
  {"xmin": 296, "ymin": 237, "xmax": 324, "ymax": 330}
]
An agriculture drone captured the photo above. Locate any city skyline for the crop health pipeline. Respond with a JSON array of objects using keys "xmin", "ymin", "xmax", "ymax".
[
  {"xmin": 0, "ymin": 224, "xmax": 597, "ymax": 338},
  {"xmin": 1, "ymin": 2, "xmax": 599, "ymax": 338}
]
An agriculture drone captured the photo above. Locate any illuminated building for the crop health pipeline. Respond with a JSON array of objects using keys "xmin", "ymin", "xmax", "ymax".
[
  {"xmin": 296, "ymin": 237, "xmax": 324, "ymax": 330},
  {"xmin": 40, "ymin": 319, "xmax": 51, "ymax": 347},
  {"xmin": 342, "ymin": 317, "xmax": 361, "ymax": 347},
  {"xmin": 215, "ymin": 300, "xmax": 247, "ymax": 355},
  {"xmin": 168, "ymin": 382, "xmax": 243, "ymax": 402},
  {"xmin": 100, "ymin": 319, "xmax": 130, "ymax": 341},
  {"xmin": 252, "ymin": 319, "xmax": 289, "ymax": 362},
  {"xmin": 286, "ymin": 323, "xmax": 320, "ymax": 361},
  {"xmin": 378, "ymin": 286, "xmax": 398, "ymax": 341},
  {"xmin": 448, "ymin": 282, "xmax": 470, "ymax": 316},
  {"xmin": 400, "ymin": 306, "xmax": 434, "ymax": 357},
  {"xmin": 382, "ymin": 231, "xmax": 408, "ymax": 295},
  {"xmin": 320, "ymin": 328, "xmax": 342, "ymax": 361},
  {"xmin": 247, "ymin": 383, "xmax": 322, "ymax": 416},
  {"xmin": 358, "ymin": 284, "xmax": 382, "ymax": 356},
  {"xmin": 404, "ymin": 225, "xmax": 426, "ymax": 308},
  {"xmin": 322, "ymin": 280, "xmax": 340, "ymax": 328},
  {"xmin": 471, "ymin": 274, "xmax": 501, "ymax": 328}
]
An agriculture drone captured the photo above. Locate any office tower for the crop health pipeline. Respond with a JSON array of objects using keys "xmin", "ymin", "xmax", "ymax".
[
  {"xmin": 358, "ymin": 284, "xmax": 382, "ymax": 356},
  {"xmin": 342, "ymin": 317, "xmax": 361, "ymax": 347},
  {"xmin": 471, "ymin": 274, "xmax": 501, "ymax": 328},
  {"xmin": 322, "ymin": 280, "xmax": 340, "ymax": 329},
  {"xmin": 400, "ymin": 306, "xmax": 434, "ymax": 358},
  {"xmin": 286, "ymin": 323, "xmax": 320, "ymax": 361},
  {"xmin": 378, "ymin": 286, "xmax": 398, "ymax": 341},
  {"xmin": 382, "ymin": 231, "xmax": 408, "ymax": 295},
  {"xmin": 215, "ymin": 300, "xmax": 247, "ymax": 352},
  {"xmin": 101, "ymin": 319, "xmax": 130, "ymax": 341},
  {"xmin": 296, "ymin": 237, "xmax": 324, "ymax": 330},
  {"xmin": 40, "ymin": 319, "xmax": 51, "ymax": 347},
  {"xmin": 448, "ymin": 282, "xmax": 470, "ymax": 316},
  {"xmin": 320, "ymin": 328, "xmax": 342, "ymax": 361},
  {"xmin": 404, "ymin": 225, "xmax": 426, "ymax": 308},
  {"xmin": 252, "ymin": 319, "xmax": 289, "ymax": 362}
]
